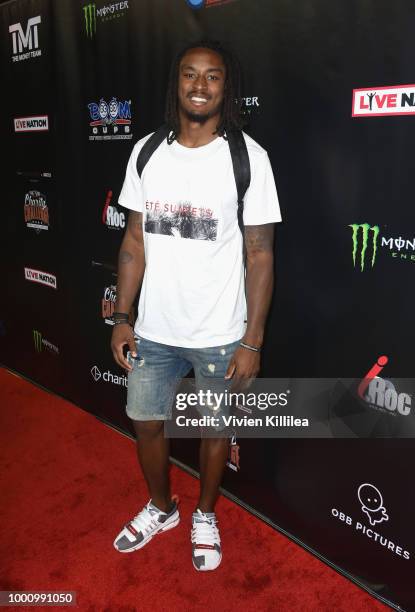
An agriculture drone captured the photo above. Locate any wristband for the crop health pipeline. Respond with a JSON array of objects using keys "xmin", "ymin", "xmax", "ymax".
[
  {"xmin": 239, "ymin": 341, "xmax": 261, "ymax": 353},
  {"xmin": 113, "ymin": 312, "xmax": 129, "ymax": 320},
  {"xmin": 113, "ymin": 319, "xmax": 131, "ymax": 326}
]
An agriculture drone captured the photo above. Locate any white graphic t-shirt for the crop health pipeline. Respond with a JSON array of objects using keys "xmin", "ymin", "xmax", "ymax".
[{"xmin": 118, "ymin": 132, "xmax": 282, "ymax": 348}]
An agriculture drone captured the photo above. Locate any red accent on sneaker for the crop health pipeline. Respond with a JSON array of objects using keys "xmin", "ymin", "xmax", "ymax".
[
  {"xmin": 127, "ymin": 523, "xmax": 139, "ymax": 536},
  {"xmin": 194, "ymin": 544, "xmax": 215, "ymax": 550}
]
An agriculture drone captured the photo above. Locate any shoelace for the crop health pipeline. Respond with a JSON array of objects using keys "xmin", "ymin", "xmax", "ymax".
[
  {"xmin": 130, "ymin": 503, "xmax": 160, "ymax": 536},
  {"xmin": 191, "ymin": 511, "xmax": 220, "ymax": 546}
]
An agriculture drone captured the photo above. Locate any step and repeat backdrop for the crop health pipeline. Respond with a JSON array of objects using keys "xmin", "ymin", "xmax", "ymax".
[{"xmin": 1, "ymin": 0, "xmax": 414, "ymax": 609}]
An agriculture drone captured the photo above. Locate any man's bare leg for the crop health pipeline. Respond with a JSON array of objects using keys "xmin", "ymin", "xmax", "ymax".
[
  {"xmin": 132, "ymin": 420, "xmax": 173, "ymax": 513},
  {"xmin": 197, "ymin": 437, "xmax": 229, "ymax": 512}
]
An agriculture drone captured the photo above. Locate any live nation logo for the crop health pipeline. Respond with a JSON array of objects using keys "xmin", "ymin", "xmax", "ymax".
[
  {"xmin": 9, "ymin": 15, "xmax": 42, "ymax": 62},
  {"xmin": 24, "ymin": 190, "xmax": 49, "ymax": 232},
  {"xmin": 102, "ymin": 190, "xmax": 125, "ymax": 230},
  {"xmin": 348, "ymin": 223, "xmax": 415, "ymax": 270},
  {"xmin": 14, "ymin": 115, "xmax": 49, "ymax": 132},
  {"xmin": 331, "ymin": 483, "xmax": 410, "ymax": 560},
  {"xmin": 352, "ymin": 84, "xmax": 415, "ymax": 117},
  {"xmin": 24, "ymin": 267, "xmax": 57, "ymax": 289},
  {"xmin": 87, "ymin": 97, "xmax": 132, "ymax": 141}
]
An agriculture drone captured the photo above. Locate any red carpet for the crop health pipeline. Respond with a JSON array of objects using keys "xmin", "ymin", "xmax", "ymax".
[{"xmin": 0, "ymin": 368, "xmax": 386, "ymax": 611}]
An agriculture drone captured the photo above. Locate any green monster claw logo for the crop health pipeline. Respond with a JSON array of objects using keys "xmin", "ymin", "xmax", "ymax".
[
  {"xmin": 349, "ymin": 223, "xmax": 380, "ymax": 271},
  {"xmin": 33, "ymin": 330, "xmax": 42, "ymax": 352},
  {"xmin": 83, "ymin": 3, "xmax": 97, "ymax": 37}
]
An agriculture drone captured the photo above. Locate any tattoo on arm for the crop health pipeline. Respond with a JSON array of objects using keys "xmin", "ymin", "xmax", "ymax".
[
  {"xmin": 119, "ymin": 250, "xmax": 133, "ymax": 264},
  {"xmin": 244, "ymin": 224, "xmax": 274, "ymax": 254}
]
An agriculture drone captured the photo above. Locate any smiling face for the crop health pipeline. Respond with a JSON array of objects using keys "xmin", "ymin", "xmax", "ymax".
[{"xmin": 177, "ymin": 47, "xmax": 226, "ymax": 125}]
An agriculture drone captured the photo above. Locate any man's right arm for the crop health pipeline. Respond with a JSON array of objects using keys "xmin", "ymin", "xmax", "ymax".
[{"xmin": 111, "ymin": 211, "xmax": 145, "ymax": 370}]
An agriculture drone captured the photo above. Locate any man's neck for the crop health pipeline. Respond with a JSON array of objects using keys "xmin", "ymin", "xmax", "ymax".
[{"xmin": 177, "ymin": 114, "xmax": 221, "ymax": 148}]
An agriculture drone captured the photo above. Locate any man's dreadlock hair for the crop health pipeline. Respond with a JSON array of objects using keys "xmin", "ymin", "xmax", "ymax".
[{"xmin": 165, "ymin": 39, "xmax": 246, "ymax": 144}]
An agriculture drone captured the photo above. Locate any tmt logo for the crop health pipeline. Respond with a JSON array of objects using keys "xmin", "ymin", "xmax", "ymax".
[
  {"xmin": 9, "ymin": 16, "xmax": 42, "ymax": 62},
  {"xmin": 349, "ymin": 223, "xmax": 380, "ymax": 271}
]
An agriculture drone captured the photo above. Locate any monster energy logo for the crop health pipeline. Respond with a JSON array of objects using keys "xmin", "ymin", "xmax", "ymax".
[
  {"xmin": 33, "ymin": 329, "xmax": 43, "ymax": 352},
  {"xmin": 83, "ymin": 3, "xmax": 96, "ymax": 37},
  {"xmin": 349, "ymin": 223, "xmax": 380, "ymax": 271}
]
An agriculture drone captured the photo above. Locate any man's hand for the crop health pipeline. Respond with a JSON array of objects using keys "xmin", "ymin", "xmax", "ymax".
[
  {"xmin": 225, "ymin": 345, "xmax": 260, "ymax": 391},
  {"xmin": 111, "ymin": 323, "xmax": 137, "ymax": 371}
]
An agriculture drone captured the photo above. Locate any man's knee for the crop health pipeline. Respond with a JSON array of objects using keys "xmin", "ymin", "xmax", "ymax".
[{"xmin": 132, "ymin": 419, "xmax": 164, "ymax": 440}]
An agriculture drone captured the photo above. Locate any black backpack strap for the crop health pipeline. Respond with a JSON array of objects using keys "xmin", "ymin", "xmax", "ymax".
[
  {"xmin": 226, "ymin": 130, "xmax": 251, "ymax": 238},
  {"xmin": 136, "ymin": 124, "xmax": 170, "ymax": 178}
]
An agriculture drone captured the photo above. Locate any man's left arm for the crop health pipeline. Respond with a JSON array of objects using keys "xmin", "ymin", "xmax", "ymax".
[{"xmin": 225, "ymin": 223, "xmax": 275, "ymax": 383}]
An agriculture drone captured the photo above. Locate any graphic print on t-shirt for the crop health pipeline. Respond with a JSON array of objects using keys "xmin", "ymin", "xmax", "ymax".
[{"xmin": 144, "ymin": 200, "xmax": 218, "ymax": 241}]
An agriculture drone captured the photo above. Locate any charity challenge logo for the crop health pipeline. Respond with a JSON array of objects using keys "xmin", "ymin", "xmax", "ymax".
[
  {"xmin": 357, "ymin": 356, "xmax": 412, "ymax": 417},
  {"xmin": 226, "ymin": 433, "xmax": 240, "ymax": 472},
  {"xmin": 24, "ymin": 190, "xmax": 49, "ymax": 232},
  {"xmin": 83, "ymin": 1, "xmax": 129, "ymax": 37},
  {"xmin": 9, "ymin": 15, "xmax": 42, "ymax": 62},
  {"xmin": 24, "ymin": 267, "xmax": 57, "ymax": 289},
  {"xmin": 331, "ymin": 484, "xmax": 410, "ymax": 560},
  {"xmin": 33, "ymin": 330, "xmax": 59, "ymax": 355},
  {"xmin": 348, "ymin": 223, "xmax": 415, "ymax": 270},
  {"xmin": 186, "ymin": 0, "xmax": 237, "ymax": 8},
  {"xmin": 14, "ymin": 115, "xmax": 49, "ymax": 133},
  {"xmin": 90, "ymin": 365, "xmax": 127, "ymax": 387},
  {"xmin": 87, "ymin": 97, "xmax": 132, "ymax": 141},
  {"xmin": 352, "ymin": 84, "xmax": 415, "ymax": 117},
  {"xmin": 102, "ymin": 284, "xmax": 117, "ymax": 325},
  {"xmin": 145, "ymin": 200, "xmax": 218, "ymax": 241},
  {"xmin": 102, "ymin": 190, "xmax": 125, "ymax": 230}
]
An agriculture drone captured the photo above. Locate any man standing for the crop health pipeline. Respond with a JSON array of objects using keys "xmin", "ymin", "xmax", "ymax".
[{"xmin": 111, "ymin": 40, "xmax": 281, "ymax": 571}]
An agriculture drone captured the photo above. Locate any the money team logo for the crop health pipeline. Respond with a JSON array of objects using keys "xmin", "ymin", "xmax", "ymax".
[
  {"xmin": 9, "ymin": 15, "xmax": 42, "ymax": 62},
  {"xmin": 88, "ymin": 97, "xmax": 132, "ymax": 141},
  {"xmin": 348, "ymin": 222, "xmax": 415, "ymax": 270}
]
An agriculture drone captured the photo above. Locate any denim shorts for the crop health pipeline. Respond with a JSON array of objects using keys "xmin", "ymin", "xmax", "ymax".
[{"xmin": 126, "ymin": 334, "xmax": 242, "ymax": 424}]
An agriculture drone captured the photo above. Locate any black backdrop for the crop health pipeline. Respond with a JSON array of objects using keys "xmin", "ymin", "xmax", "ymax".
[{"xmin": 1, "ymin": 0, "xmax": 415, "ymax": 609}]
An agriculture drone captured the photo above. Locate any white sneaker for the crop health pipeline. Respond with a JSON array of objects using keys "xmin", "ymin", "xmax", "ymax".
[
  {"xmin": 191, "ymin": 509, "xmax": 222, "ymax": 571},
  {"xmin": 113, "ymin": 500, "xmax": 179, "ymax": 553}
]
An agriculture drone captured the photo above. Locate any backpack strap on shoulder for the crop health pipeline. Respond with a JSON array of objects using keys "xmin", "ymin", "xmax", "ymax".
[
  {"xmin": 136, "ymin": 124, "xmax": 171, "ymax": 178},
  {"xmin": 226, "ymin": 130, "xmax": 251, "ymax": 238}
]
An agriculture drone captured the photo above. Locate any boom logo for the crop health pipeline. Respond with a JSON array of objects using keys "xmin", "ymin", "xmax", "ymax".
[
  {"xmin": 349, "ymin": 223, "xmax": 380, "ymax": 271},
  {"xmin": 87, "ymin": 97, "xmax": 132, "ymax": 141},
  {"xmin": 9, "ymin": 16, "xmax": 42, "ymax": 62}
]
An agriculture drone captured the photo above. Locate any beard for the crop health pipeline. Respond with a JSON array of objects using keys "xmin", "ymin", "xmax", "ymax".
[{"xmin": 180, "ymin": 98, "xmax": 223, "ymax": 124}]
